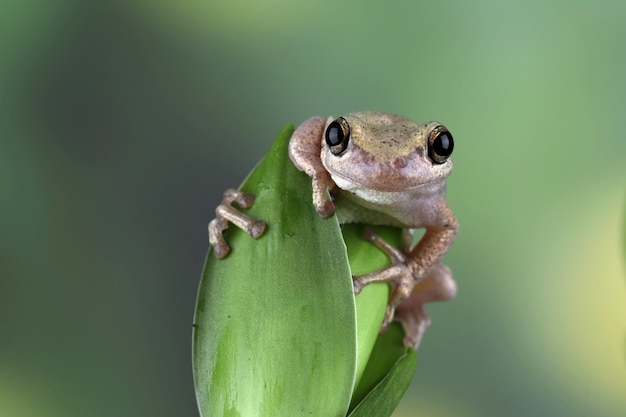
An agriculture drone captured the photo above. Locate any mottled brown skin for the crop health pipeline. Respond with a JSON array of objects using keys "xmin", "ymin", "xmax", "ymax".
[{"xmin": 209, "ymin": 111, "xmax": 458, "ymax": 349}]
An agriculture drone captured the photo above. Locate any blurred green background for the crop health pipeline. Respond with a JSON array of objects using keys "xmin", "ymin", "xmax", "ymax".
[{"xmin": 1, "ymin": 0, "xmax": 624, "ymax": 416}]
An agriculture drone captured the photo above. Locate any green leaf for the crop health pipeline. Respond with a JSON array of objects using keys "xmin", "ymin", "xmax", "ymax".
[
  {"xmin": 347, "ymin": 344, "xmax": 417, "ymax": 417},
  {"xmin": 349, "ymin": 322, "xmax": 414, "ymax": 412},
  {"xmin": 342, "ymin": 224, "xmax": 397, "ymax": 393},
  {"xmin": 343, "ymin": 225, "xmax": 416, "ymax": 415},
  {"xmin": 193, "ymin": 125, "xmax": 358, "ymax": 417}
]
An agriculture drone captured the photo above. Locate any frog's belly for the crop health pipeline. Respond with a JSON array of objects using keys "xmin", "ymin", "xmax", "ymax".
[{"xmin": 334, "ymin": 188, "xmax": 442, "ymax": 229}]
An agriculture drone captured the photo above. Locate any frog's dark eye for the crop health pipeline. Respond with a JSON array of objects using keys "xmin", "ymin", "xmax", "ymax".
[
  {"xmin": 325, "ymin": 117, "xmax": 351, "ymax": 155},
  {"xmin": 427, "ymin": 125, "xmax": 454, "ymax": 164}
]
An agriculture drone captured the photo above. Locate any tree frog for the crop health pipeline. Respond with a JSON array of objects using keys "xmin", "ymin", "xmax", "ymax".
[{"xmin": 208, "ymin": 111, "xmax": 458, "ymax": 349}]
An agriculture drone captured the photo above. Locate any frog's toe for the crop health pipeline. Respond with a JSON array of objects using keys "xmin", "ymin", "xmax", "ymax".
[
  {"xmin": 380, "ymin": 305, "xmax": 395, "ymax": 332},
  {"xmin": 400, "ymin": 316, "xmax": 430, "ymax": 350},
  {"xmin": 212, "ymin": 241, "xmax": 231, "ymax": 259},
  {"xmin": 361, "ymin": 227, "xmax": 406, "ymax": 264},
  {"xmin": 227, "ymin": 189, "xmax": 255, "ymax": 208},
  {"xmin": 316, "ymin": 199, "xmax": 335, "ymax": 218},
  {"xmin": 249, "ymin": 220, "xmax": 266, "ymax": 239},
  {"xmin": 395, "ymin": 302, "xmax": 431, "ymax": 350},
  {"xmin": 352, "ymin": 276, "xmax": 364, "ymax": 294},
  {"xmin": 208, "ymin": 218, "xmax": 231, "ymax": 258}
]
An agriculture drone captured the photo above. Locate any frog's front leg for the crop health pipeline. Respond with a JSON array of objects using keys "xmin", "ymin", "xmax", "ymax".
[
  {"xmin": 288, "ymin": 116, "xmax": 336, "ymax": 218},
  {"xmin": 208, "ymin": 188, "xmax": 266, "ymax": 259}
]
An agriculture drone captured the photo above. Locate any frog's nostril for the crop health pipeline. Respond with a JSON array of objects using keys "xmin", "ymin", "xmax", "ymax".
[{"xmin": 394, "ymin": 156, "xmax": 408, "ymax": 169}]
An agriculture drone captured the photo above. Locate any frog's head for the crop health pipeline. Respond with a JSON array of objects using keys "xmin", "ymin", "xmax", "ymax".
[{"xmin": 321, "ymin": 111, "xmax": 454, "ymax": 193}]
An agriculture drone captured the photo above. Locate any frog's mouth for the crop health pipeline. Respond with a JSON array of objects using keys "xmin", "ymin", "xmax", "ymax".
[
  {"xmin": 323, "ymin": 147, "xmax": 453, "ymax": 193},
  {"xmin": 328, "ymin": 162, "xmax": 450, "ymax": 192},
  {"xmin": 330, "ymin": 171, "xmax": 448, "ymax": 195}
]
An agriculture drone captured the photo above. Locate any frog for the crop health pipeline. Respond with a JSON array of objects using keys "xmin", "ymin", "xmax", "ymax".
[{"xmin": 208, "ymin": 111, "xmax": 458, "ymax": 349}]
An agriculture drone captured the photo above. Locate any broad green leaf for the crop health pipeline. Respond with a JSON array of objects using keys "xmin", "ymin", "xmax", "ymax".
[
  {"xmin": 193, "ymin": 125, "xmax": 357, "ymax": 417},
  {"xmin": 347, "ymin": 342, "xmax": 417, "ymax": 417},
  {"xmin": 343, "ymin": 224, "xmax": 417, "ymax": 415},
  {"xmin": 342, "ymin": 224, "xmax": 398, "ymax": 391},
  {"xmin": 194, "ymin": 124, "xmax": 418, "ymax": 417},
  {"xmin": 349, "ymin": 323, "xmax": 413, "ymax": 412}
]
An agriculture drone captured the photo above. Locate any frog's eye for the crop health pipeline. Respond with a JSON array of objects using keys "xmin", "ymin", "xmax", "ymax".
[
  {"xmin": 427, "ymin": 125, "xmax": 454, "ymax": 164},
  {"xmin": 325, "ymin": 117, "xmax": 351, "ymax": 155}
]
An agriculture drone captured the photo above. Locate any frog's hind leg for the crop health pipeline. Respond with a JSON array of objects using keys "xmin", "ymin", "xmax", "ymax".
[{"xmin": 395, "ymin": 263, "xmax": 457, "ymax": 349}]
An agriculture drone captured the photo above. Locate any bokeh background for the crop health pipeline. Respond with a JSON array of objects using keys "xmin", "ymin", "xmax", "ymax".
[{"xmin": 1, "ymin": 0, "xmax": 625, "ymax": 416}]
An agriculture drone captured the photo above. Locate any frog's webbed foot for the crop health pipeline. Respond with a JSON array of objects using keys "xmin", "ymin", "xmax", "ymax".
[
  {"xmin": 353, "ymin": 227, "xmax": 456, "ymax": 349},
  {"xmin": 208, "ymin": 188, "xmax": 266, "ymax": 259}
]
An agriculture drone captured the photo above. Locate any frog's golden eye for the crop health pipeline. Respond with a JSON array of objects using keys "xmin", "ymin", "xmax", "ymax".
[
  {"xmin": 427, "ymin": 125, "xmax": 454, "ymax": 164},
  {"xmin": 325, "ymin": 117, "xmax": 351, "ymax": 155}
]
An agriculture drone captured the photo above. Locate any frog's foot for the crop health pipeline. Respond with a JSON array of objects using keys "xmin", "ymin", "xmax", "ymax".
[
  {"xmin": 208, "ymin": 188, "xmax": 266, "ymax": 259},
  {"xmin": 394, "ymin": 304, "xmax": 431, "ymax": 350},
  {"xmin": 394, "ymin": 263, "xmax": 457, "ymax": 349},
  {"xmin": 353, "ymin": 227, "xmax": 424, "ymax": 331}
]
